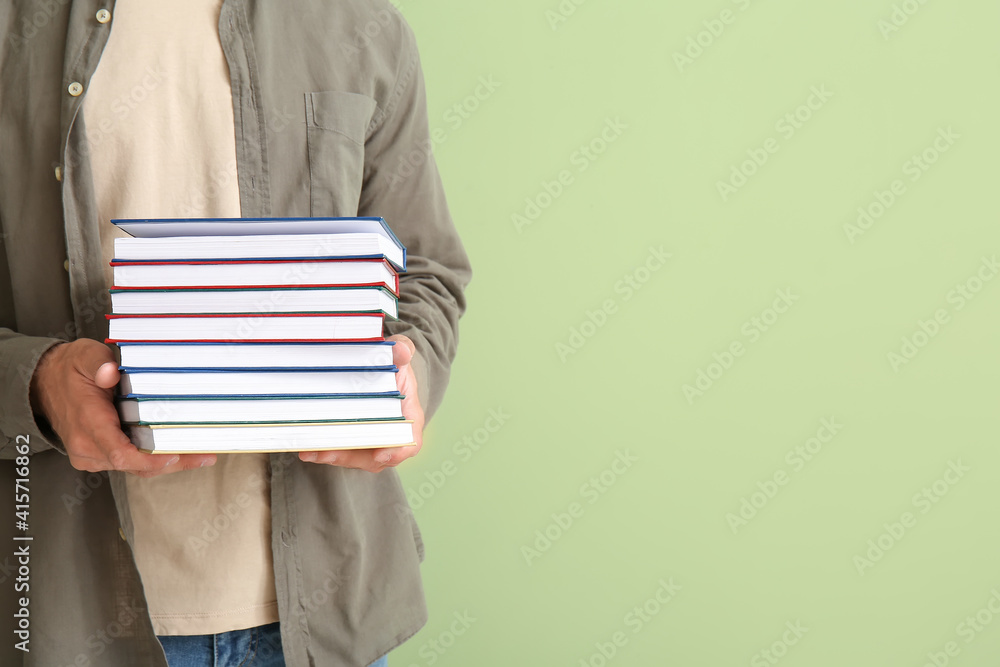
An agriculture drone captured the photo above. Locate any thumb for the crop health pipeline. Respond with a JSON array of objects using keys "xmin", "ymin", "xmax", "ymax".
[
  {"xmin": 94, "ymin": 362, "xmax": 120, "ymax": 389},
  {"xmin": 76, "ymin": 339, "xmax": 120, "ymax": 389},
  {"xmin": 387, "ymin": 334, "xmax": 415, "ymax": 368}
]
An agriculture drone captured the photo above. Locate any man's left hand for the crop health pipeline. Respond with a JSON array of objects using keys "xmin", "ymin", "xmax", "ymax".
[{"xmin": 298, "ymin": 334, "xmax": 424, "ymax": 472}]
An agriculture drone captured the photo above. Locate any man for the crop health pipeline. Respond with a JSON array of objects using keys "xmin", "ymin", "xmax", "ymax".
[{"xmin": 0, "ymin": 1, "xmax": 470, "ymax": 665}]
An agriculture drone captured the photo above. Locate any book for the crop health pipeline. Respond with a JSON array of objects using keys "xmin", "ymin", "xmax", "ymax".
[
  {"xmin": 111, "ymin": 259, "xmax": 398, "ymax": 293},
  {"xmin": 116, "ymin": 341, "xmax": 395, "ymax": 369},
  {"xmin": 106, "ymin": 216, "xmax": 413, "ymax": 453},
  {"xmin": 106, "ymin": 312, "xmax": 385, "ymax": 342},
  {"xmin": 115, "ymin": 234, "xmax": 404, "ymax": 271},
  {"xmin": 114, "ymin": 216, "xmax": 402, "ymax": 244},
  {"xmin": 117, "ymin": 395, "xmax": 404, "ymax": 424},
  {"xmin": 119, "ymin": 367, "xmax": 400, "ymax": 396},
  {"xmin": 123, "ymin": 420, "xmax": 416, "ymax": 454},
  {"xmin": 113, "ymin": 216, "xmax": 405, "ymax": 270},
  {"xmin": 110, "ymin": 285, "xmax": 398, "ymax": 318}
]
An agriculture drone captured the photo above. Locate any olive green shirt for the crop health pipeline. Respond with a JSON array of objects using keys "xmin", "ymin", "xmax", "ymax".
[{"xmin": 0, "ymin": 1, "xmax": 471, "ymax": 665}]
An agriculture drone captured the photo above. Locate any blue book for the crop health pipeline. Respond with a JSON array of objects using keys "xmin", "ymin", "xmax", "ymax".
[
  {"xmin": 111, "ymin": 216, "xmax": 406, "ymax": 271},
  {"xmin": 118, "ymin": 366, "xmax": 400, "ymax": 397},
  {"xmin": 116, "ymin": 341, "xmax": 396, "ymax": 369}
]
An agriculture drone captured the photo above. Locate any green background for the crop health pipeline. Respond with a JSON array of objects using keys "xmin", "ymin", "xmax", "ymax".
[{"xmin": 393, "ymin": 1, "xmax": 1000, "ymax": 665}]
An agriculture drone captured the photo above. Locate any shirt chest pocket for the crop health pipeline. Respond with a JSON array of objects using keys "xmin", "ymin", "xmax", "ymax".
[{"xmin": 305, "ymin": 91, "xmax": 378, "ymax": 217}]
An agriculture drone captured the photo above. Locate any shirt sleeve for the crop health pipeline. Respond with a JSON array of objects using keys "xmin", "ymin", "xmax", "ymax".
[
  {"xmin": 357, "ymin": 23, "xmax": 472, "ymax": 423},
  {"xmin": 0, "ymin": 329, "xmax": 67, "ymax": 457}
]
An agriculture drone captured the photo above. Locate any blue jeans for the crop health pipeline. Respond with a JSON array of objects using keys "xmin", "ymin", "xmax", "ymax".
[{"xmin": 158, "ymin": 622, "xmax": 388, "ymax": 667}]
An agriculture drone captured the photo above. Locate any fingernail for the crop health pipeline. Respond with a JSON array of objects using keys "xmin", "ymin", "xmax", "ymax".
[
  {"xmin": 301, "ymin": 453, "xmax": 318, "ymax": 463},
  {"xmin": 200, "ymin": 458, "xmax": 213, "ymax": 467},
  {"xmin": 374, "ymin": 452, "xmax": 391, "ymax": 465},
  {"xmin": 165, "ymin": 456, "xmax": 180, "ymax": 466}
]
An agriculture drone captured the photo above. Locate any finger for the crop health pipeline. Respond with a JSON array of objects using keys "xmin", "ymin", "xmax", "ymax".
[
  {"xmin": 85, "ymin": 393, "xmax": 214, "ymax": 475},
  {"xmin": 74, "ymin": 339, "xmax": 119, "ymax": 385},
  {"xmin": 105, "ymin": 440, "xmax": 181, "ymax": 475},
  {"xmin": 89, "ymin": 422, "xmax": 176, "ymax": 474},
  {"xmin": 300, "ymin": 448, "xmax": 383, "ymax": 471},
  {"xmin": 397, "ymin": 364, "xmax": 418, "ymax": 397},
  {"xmin": 386, "ymin": 334, "xmax": 415, "ymax": 368},
  {"xmin": 101, "ymin": 422, "xmax": 217, "ymax": 475},
  {"xmin": 373, "ymin": 444, "xmax": 421, "ymax": 467},
  {"xmin": 64, "ymin": 392, "xmax": 133, "ymax": 461},
  {"xmin": 133, "ymin": 454, "xmax": 217, "ymax": 477},
  {"xmin": 93, "ymin": 362, "xmax": 120, "ymax": 390}
]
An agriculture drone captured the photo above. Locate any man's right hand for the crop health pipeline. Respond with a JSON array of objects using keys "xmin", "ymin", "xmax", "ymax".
[{"xmin": 30, "ymin": 339, "xmax": 216, "ymax": 476}]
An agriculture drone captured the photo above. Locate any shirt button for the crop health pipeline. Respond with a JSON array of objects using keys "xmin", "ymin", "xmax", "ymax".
[
  {"xmin": 67, "ymin": 82, "xmax": 83, "ymax": 96},
  {"xmin": 96, "ymin": 9, "xmax": 111, "ymax": 23},
  {"xmin": 63, "ymin": 259, "xmax": 69, "ymax": 272},
  {"xmin": 54, "ymin": 165, "xmax": 63, "ymax": 182}
]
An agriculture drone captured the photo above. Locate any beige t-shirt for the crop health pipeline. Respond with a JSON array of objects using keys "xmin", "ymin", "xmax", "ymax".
[{"xmin": 83, "ymin": 0, "xmax": 279, "ymax": 635}]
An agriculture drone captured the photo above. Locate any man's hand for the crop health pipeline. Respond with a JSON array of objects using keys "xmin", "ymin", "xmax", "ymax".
[
  {"xmin": 298, "ymin": 334, "xmax": 425, "ymax": 472},
  {"xmin": 30, "ymin": 339, "xmax": 216, "ymax": 476}
]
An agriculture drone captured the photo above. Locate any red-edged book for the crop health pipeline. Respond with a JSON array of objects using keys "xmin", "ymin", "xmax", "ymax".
[{"xmin": 109, "ymin": 285, "xmax": 398, "ymax": 318}]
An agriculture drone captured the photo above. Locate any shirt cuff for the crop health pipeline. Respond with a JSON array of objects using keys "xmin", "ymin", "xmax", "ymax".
[{"xmin": 0, "ymin": 335, "xmax": 67, "ymax": 455}]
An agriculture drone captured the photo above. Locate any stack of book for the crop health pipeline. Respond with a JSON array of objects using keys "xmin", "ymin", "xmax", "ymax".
[{"xmin": 105, "ymin": 217, "xmax": 415, "ymax": 455}]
